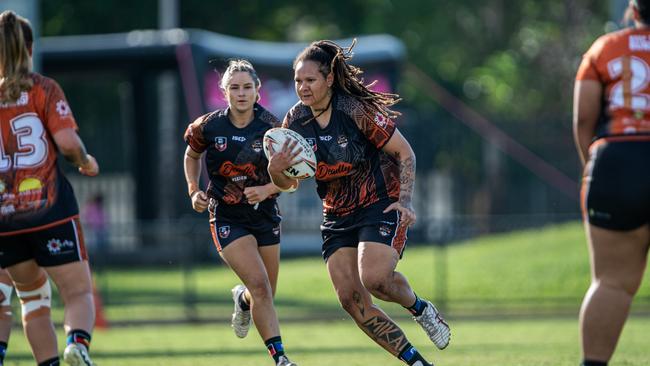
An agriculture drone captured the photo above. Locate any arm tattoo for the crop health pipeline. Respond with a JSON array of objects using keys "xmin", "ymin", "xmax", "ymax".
[
  {"xmin": 353, "ymin": 291, "xmax": 365, "ymax": 317},
  {"xmin": 362, "ymin": 316, "xmax": 409, "ymax": 353},
  {"xmin": 397, "ymin": 154, "xmax": 416, "ymax": 207}
]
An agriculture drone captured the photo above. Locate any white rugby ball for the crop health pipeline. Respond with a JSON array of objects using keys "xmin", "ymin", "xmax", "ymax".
[{"xmin": 263, "ymin": 127, "xmax": 317, "ymax": 180}]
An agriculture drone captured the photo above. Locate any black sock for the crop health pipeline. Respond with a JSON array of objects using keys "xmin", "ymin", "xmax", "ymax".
[
  {"xmin": 38, "ymin": 357, "xmax": 60, "ymax": 366},
  {"xmin": 582, "ymin": 360, "xmax": 607, "ymax": 366},
  {"xmin": 405, "ymin": 294, "xmax": 427, "ymax": 316},
  {"xmin": 265, "ymin": 336, "xmax": 285, "ymax": 364},
  {"xmin": 67, "ymin": 329, "xmax": 92, "ymax": 351},
  {"xmin": 238, "ymin": 291, "xmax": 250, "ymax": 311},
  {"xmin": 398, "ymin": 343, "xmax": 430, "ymax": 365},
  {"xmin": 0, "ymin": 341, "xmax": 7, "ymax": 364}
]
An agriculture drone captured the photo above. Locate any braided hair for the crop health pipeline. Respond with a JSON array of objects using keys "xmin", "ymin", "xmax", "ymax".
[
  {"xmin": 294, "ymin": 39, "xmax": 401, "ymax": 119},
  {"xmin": 0, "ymin": 11, "xmax": 33, "ymax": 103}
]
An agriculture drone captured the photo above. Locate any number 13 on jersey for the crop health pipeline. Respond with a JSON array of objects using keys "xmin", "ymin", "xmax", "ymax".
[{"xmin": 0, "ymin": 113, "xmax": 48, "ymax": 172}]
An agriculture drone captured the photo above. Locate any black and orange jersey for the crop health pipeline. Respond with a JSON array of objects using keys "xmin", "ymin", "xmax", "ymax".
[
  {"xmin": 184, "ymin": 104, "xmax": 280, "ymax": 205},
  {"xmin": 577, "ymin": 27, "xmax": 650, "ymax": 139},
  {"xmin": 283, "ymin": 93, "xmax": 400, "ymax": 216},
  {"xmin": 0, "ymin": 73, "xmax": 79, "ymax": 235}
]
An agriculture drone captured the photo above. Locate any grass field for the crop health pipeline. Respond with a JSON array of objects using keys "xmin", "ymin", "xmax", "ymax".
[
  {"xmin": 6, "ymin": 222, "xmax": 650, "ymax": 365},
  {"xmin": 4, "ymin": 317, "xmax": 650, "ymax": 365},
  {"xmin": 90, "ymin": 222, "xmax": 650, "ymax": 322}
]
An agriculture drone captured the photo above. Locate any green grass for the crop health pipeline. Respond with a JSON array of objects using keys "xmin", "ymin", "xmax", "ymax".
[
  {"xmin": 7, "ymin": 222, "xmax": 650, "ymax": 364},
  {"xmin": 5, "ymin": 317, "xmax": 650, "ymax": 365},
  {"xmin": 88, "ymin": 222, "xmax": 650, "ymax": 322}
]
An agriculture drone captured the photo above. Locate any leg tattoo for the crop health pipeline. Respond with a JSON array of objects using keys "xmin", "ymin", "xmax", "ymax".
[
  {"xmin": 353, "ymin": 291, "xmax": 365, "ymax": 317},
  {"xmin": 362, "ymin": 316, "xmax": 409, "ymax": 354}
]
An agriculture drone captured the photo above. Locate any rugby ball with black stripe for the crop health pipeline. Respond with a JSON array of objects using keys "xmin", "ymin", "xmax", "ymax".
[{"xmin": 263, "ymin": 127, "xmax": 317, "ymax": 179}]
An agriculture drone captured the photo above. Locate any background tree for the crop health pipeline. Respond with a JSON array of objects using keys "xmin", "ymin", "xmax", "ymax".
[{"xmin": 40, "ymin": 0, "xmax": 613, "ymax": 215}]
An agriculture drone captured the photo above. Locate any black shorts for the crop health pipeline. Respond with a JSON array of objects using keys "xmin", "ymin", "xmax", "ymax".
[
  {"xmin": 582, "ymin": 138, "xmax": 650, "ymax": 230},
  {"xmin": 320, "ymin": 200, "xmax": 408, "ymax": 261},
  {"xmin": 0, "ymin": 218, "xmax": 88, "ymax": 268},
  {"xmin": 209, "ymin": 199, "xmax": 282, "ymax": 252}
]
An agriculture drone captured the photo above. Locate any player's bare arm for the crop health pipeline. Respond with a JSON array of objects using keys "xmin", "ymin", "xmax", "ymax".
[
  {"xmin": 183, "ymin": 146, "xmax": 208, "ymax": 212},
  {"xmin": 244, "ymin": 183, "xmax": 280, "ymax": 205},
  {"xmin": 573, "ymin": 79, "xmax": 602, "ymax": 166},
  {"xmin": 381, "ymin": 129, "xmax": 416, "ymax": 227},
  {"xmin": 52, "ymin": 127, "xmax": 99, "ymax": 176}
]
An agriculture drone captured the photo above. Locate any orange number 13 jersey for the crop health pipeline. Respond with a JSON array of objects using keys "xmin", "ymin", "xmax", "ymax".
[{"xmin": 0, "ymin": 73, "xmax": 79, "ymax": 235}]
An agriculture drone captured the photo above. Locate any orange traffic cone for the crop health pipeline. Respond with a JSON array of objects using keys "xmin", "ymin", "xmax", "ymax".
[{"xmin": 93, "ymin": 284, "xmax": 109, "ymax": 329}]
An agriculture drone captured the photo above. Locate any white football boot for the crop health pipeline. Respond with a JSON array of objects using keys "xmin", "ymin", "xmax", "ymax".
[
  {"xmin": 63, "ymin": 343, "xmax": 96, "ymax": 366},
  {"xmin": 276, "ymin": 355, "xmax": 298, "ymax": 366},
  {"xmin": 231, "ymin": 284, "xmax": 252, "ymax": 338},
  {"xmin": 413, "ymin": 301, "xmax": 451, "ymax": 350}
]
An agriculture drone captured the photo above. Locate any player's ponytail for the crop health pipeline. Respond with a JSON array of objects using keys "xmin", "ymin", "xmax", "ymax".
[{"xmin": 0, "ymin": 11, "xmax": 33, "ymax": 103}]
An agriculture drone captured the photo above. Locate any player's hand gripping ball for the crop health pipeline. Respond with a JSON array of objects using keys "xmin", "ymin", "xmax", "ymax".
[{"xmin": 263, "ymin": 127, "xmax": 316, "ymax": 179}]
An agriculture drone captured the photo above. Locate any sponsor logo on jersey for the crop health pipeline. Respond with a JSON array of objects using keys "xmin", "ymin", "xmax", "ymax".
[
  {"xmin": 214, "ymin": 136, "xmax": 227, "ymax": 151},
  {"xmin": 0, "ymin": 92, "xmax": 28, "ymax": 108},
  {"xmin": 379, "ymin": 224, "xmax": 392, "ymax": 237},
  {"xmin": 251, "ymin": 140, "xmax": 263, "ymax": 153},
  {"xmin": 46, "ymin": 238, "xmax": 75, "ymax": 254},
  {"xmin": 218, "ymin": 225, "xmax": 230, "ymax": 238},
  {"xmin": 337, "ymin": 135, "xmax": 348, "ymax": 148},
  {"xmin": 306, "ymin": 138, "xmax": 317, "ymax": 152},
  {"xmin": 374, "ymin": 113, "xmax": 388, "ymax": 128},
  {"xmin": 55, "ymin": 100, "xmax": 71, "ymax": 117},
  {"xmin": 630, "ymin": 35, "xmax": 650, "ymax": 51},
  {"xmin": 319, "ymin": 135, "xmax": 332, "ymax": 141},
  {"xmin": 16, "ymin": 178, "xmax": 44, "ymax": 208},
  {"xmin": 0, "ymin": 204, "xmax": 15, "ymax": 216},
  {"xmin": 316, "ymin": 161, "xmax": 353, "ymax": 180},
  {"xmin": 232, "ymin": 136, "xmax": 246, "ymax": 142},
  {"xmin": 219, "ymin": 162, "xmax": 257, "ymax": 179}
]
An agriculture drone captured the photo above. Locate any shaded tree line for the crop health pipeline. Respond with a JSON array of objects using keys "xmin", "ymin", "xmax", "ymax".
[{"xmin": 40, "ymin": 0, "xmax": 613, "ymax": 215}]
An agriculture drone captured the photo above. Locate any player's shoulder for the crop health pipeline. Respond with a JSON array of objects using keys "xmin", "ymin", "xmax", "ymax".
[
  {"xmin": 284, "ymin": 101, "xmax": 312, "ymax": 128},
  {"xmin": 254, "ymin": 103, "xmax": 280, "ymax": 126},
  {"xmin": 334, "ymin": 92, "xmax": 365, "ymax": 117},
  {"xmin": 602, "ymin": 27, "xmax": 635, "ymax": 43},
  {"xmin": 32, "ymin": 72, "xmax": 61, "ymax": 88},
  {"xmin": 190, "ymin": 109, "xmax": 224, "ymax": 128},
  {"xmin": 589, "ymin": 28, "xmax": 636, "ymax": 55},
  {"xmin": 29, "ymin": 73, "xmax": 61, "ymax": 95}
]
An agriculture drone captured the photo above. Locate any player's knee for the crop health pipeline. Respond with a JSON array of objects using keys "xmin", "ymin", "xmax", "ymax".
[
  {"xmin": 246, "ymin": 280, "xmax": 273, "ymax": 303},
  {"xmin": 0, "ymin": 282, "xmax": 13, "ymax": 320},
  {"xmin": 619, "ymin": 279, "xmax": 641, "ymax": 297},
  {"xmin": 338, "ymin": 294, "xmax": 356, "ymax": 314},
  {"xmin": 336, "ymin": 290, "xmax": 369, "ymax": 319},
  {"xmin": 360, "ymin": 274, "xmax": 389, "ymax": 297},
  {"xmin": 596, "ymin": 275, "xmax": 641, "ymax": 298},
  {"xmin": 16, "ymin": 274, "xmax": 51, "ymax": 321},
  {"xmin": 57, "ymin": 281, "xmax": 93, "ymax": 305}
]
